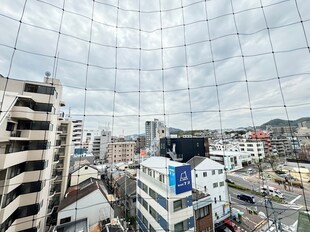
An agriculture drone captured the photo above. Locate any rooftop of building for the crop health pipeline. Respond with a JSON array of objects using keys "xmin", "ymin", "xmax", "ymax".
[
  {"xmin": 209, "ymin": 150, "xmax": 251, "ymax": 157},
  {"xmin": 192, "ymin": 188, "xmax": 210, "ymax": 201},
  {"xmin": 58, "ymin": 178, "xmax": 109, "ymax": 212},
  {"xmin": 70, "ymin": 164, "xmax": 98, "ymax": 174},
  {"xmin": 140, "ymin": 157, "xmax": 187, "ymax": 174},
  {"xmin": 115, "ymin": 175, "xmax": 136, "ymax": 196},
  {"xmin": 187, "ymin": 156, "xmax": 224, "ymax": 170}
]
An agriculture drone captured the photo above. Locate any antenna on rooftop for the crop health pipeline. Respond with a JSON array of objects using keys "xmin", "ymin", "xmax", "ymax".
[{"xmin": 45, "ymin": 71, "xmax": 51, "ymax": 78}]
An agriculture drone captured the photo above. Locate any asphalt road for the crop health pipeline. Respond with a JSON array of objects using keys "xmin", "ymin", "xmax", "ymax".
[
  {"xmin": 229, "ymin": 187, "xmax": 300, "ymax": 228},
  {"xmin": 227, "ymin": 169, "xmax": 308, "ymax": 228},
  {"xmin": 227, "ymin": 171, "xmax": 310, "ymax": 207}
]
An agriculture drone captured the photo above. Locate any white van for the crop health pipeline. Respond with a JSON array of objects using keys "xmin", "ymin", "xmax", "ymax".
[{"xmin": 261, "ymin": 185, "xmax": 284, "ymax": 199}]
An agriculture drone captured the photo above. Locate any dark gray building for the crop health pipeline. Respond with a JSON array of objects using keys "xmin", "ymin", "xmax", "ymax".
[{"xmin": 160, "ymin": 137, "xmax": 209, "ymax": 162}]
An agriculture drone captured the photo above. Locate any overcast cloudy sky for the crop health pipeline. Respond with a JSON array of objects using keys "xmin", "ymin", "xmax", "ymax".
[{"xmin": 1, "ymin": 0, "xmax": 310, "ymax": 135}]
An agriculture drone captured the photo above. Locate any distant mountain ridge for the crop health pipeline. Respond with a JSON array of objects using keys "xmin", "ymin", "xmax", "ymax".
[
  {"xmin": 169, "ymin": 127, "xmax": 183, "ymax": 133},
  {"xmin": 260, "ymin": 117, "xmax": 310, "ymax": 129}
]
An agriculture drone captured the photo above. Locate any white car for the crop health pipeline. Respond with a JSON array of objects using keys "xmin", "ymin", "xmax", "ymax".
[{"xmin": 260, "ymin": 186, "xmax": 284, "ymax": 199}]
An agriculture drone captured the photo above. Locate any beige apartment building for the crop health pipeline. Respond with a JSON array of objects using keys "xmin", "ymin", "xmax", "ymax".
[
  {"xmin": 106, "ymin": 141, "xmax": 136, "ymax": 164},
  {"xmin": 46, "ymin": 119, "xmax": 73, "ymax": 229},
  {"xmin": 0, "ymin": 75, "xmax": 70, "ymax": 232}
]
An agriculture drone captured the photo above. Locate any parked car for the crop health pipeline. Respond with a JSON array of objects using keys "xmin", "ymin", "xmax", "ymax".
[{"xmin": 237, "ymin": 194, "xmax": 255, "ymax": 204}]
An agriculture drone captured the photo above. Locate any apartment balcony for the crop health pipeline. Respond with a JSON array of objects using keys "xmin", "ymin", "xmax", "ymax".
[
  {"xmin": 56, "ymin": 128, "xmax": 62, "ymax": 135},
  {"xmin": 11, "ymin": 106, "xmax": 35, "ymax": 121},
  {"xmin": 9, "ymin": 130, "xmax": 49, "ymax": 141},
  {"xmin": 53, "ymin": 154, "xmax": 60, "ymax": 162},
  {"xmin": 60, "ymin": 140, "xmax": 67, "ymax": 147},
  {"xmin": 0, "ymin": 150, "xmax": 45, "ymax": 170},
  {"xmin": 54, "ymin": 175, "xmax": 63, "ymax": 183},
  {"xmin": 1, "ymin": 192, "xmax": 38, "ymax": 220},
  {"xmin": 49, "ymin": 184, "xmax": 58, "ymax": 198}
]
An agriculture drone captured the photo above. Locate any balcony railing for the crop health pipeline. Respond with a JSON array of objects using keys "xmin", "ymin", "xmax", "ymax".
[{"xmin": 10, "ymin": 131, "xmax": 21, "ymax": 137}]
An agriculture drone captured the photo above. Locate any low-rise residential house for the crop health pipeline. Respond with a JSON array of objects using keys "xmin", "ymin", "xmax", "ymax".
[
  {"xmin": 57, "ymin": 178, "xmax": 114, "ymax": 230},
  {"xmin": 70, "ymin": 164, "xmax": 100, "ymax": 186},
  {"xmin": 115, "ymin": 174, "xmax": 137, "ymax": 217}
]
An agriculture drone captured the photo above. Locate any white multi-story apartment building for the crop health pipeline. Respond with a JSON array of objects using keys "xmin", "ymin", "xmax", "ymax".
[
  {"xmin": 0, "ymin": 75, "xmax": 66, "ymax": 231},
  {"xmin": 99, "ymin": 130, "xmax": 111, "ymax": 159},
  {"xmin": 72, "ymin": 119, "xmax": 83, "ymax": 152},
  {"xmin": 237, "ymin": 140, "xmax": 265, "ymax": 161},
  {"xmin": 209, "ymin": 150, "xmax": 252, "ymax": 171},
  {"xmin": 137, "ymin": 157, "xmax": 194, "ymax": 232},
  {"xmin": 106, "ymin": 141, "xmax": 135, "ymax": 164},
  {"xmin": 145, "ymin": 119, "xmax": 165, "ymax": 148},
  {"xmin": 83, "ymin": 129, "xmax": 99, "ymax": 154},
  {"xmin": 83, "ymin": 129, "xmax": 111, "ymax": 160},
  {"xmin": 187, "ymin": 157, "xmax": 230, "ymax": 224}
]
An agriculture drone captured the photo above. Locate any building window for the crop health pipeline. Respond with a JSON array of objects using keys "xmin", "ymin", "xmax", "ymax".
[
  {"xmin": 149, "ymin": 188, "xmax": 157, "ymax": 199},
  {"xmin": 213, "ymin": 182, "xmax": 218, "ymax": 188},
  {"xmin": 159, "ymin": 174, "xmax": 165, "ymax": 183},
  {"xmin": 219, "ymin": 195, "xmax": 222, "ymax": 202},
  {"xmin": 214, "ymin": 197, "xmax": 217, "ymax": 204},
  {"xmin": 149, "ymin": 206, "xmax": 158, "ymax": 220},
  {"xmin": 195, "ymin": 205, "xmax": 210, "ymax": 219},
  {"xmin": 174, "ymin": 220, "xmax": 188, "ymax": 232},
  {"xmin": 203, "ymin": 172, "xmax": 207, "ymax": 177},
  {"xmin": 142, "ymin": 215, "xmax": 148, "ymax": 228},
  {"xmin": 142, "ymin": 199, "xmax": 148, "ymax": 210},
  {"xmin": 173, "ymin": 198, "xmax": 187, "ymax": 212},
  {"xmin": 174, "ymin": 200, "xmax": 183, "ymax": 212},
  {"xmin": 142, "ymin": 183, "xmax": 148, "ymax": 193},
  {"xmin": 218, "ymin": 169, "xmax": 223, "ymax": 174},
  {"xmin": 150, "ymin": 225, "xmax": 156, "ymax": 232},
  {"xmin": 212, "ymin": 170, "xmax": 215, "ymax": 175},
  {"xmin": 60, "ymin": 217, "xmax": 71, "ymax": 224},
  {"xmin": 219, "ymin": 181, "xmax": 224, "ymax": 187}
]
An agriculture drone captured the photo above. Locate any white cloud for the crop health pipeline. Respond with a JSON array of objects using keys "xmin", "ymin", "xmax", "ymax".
[{"xmin": 0, "ymin": 0, "xmax": 310, "ymax": 135}]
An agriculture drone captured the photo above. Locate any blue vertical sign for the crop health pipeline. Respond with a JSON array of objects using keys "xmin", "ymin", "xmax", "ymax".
[
  {"xmin": 175, "ymin": 165, "xmax": 192, "ymax": 194},
  {"xmin": 169, "ymin": 165, "xmax": 192, "ymax": 195},
  {"xmin": 168, "ymin": 166, "xmax": 176, "ymax": 186}
]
